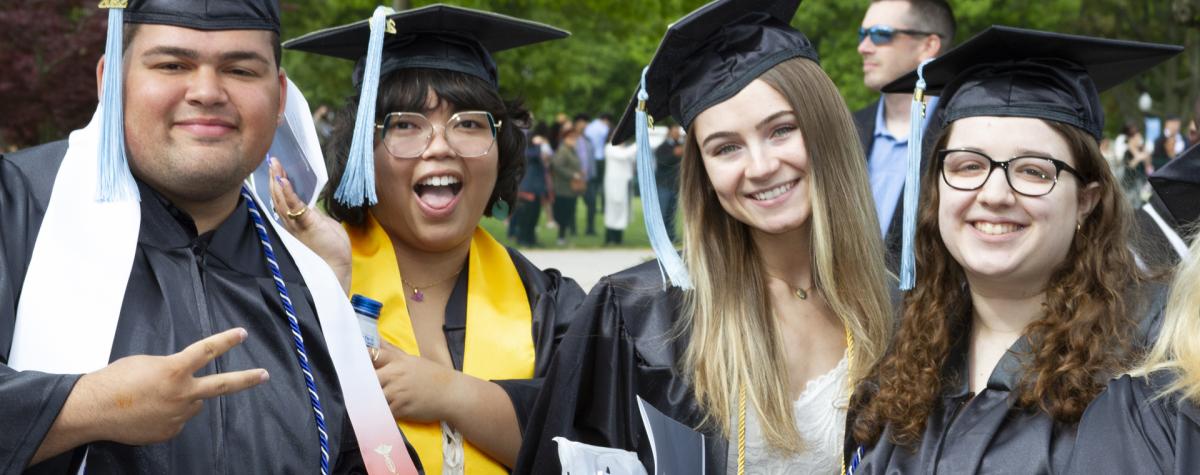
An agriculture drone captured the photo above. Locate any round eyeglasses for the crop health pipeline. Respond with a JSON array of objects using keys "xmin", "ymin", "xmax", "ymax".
[
  {"xmin": 374, "ymin": 111, "xmax": 502, "ymax": 159},
  {"xmin": 937, "ymin": 149, "xmax": 1087, "ymax": 197}
]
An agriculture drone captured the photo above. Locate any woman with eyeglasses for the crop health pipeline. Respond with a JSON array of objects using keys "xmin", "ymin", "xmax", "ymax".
[
  {"xmin": 846, "ymin": 27, "xmax": 1178, "ymax": 474},
  {"xmin": 516, "ymin": 1, "xmax": 894, "ymax": 473},
  {"xmin": 272, "ymin": 5, "xmax": 586, "ymax": 473}
]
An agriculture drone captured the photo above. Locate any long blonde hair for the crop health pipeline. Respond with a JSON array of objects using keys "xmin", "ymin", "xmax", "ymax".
[
  {"xmin": 1132, "ymin": 233, "xmax": 1200, "ymax": 402},
  {"xmin": 676, "ymin": 57, "xmax": 893, "ymax": 452}
]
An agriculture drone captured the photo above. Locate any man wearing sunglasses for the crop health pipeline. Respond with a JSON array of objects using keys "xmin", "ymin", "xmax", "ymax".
[{"xmin": 852, "ymin": 0, "xmax": 955, "ymax": 273}]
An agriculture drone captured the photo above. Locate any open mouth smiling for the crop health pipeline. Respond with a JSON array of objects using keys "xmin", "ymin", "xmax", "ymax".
[{"xmin": 413, "ymin": 174, "xmax": 464, "ymax": 211}]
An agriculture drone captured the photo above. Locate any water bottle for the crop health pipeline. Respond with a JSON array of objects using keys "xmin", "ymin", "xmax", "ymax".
[{"xmin": 350, "ymin": 294, "xmax": 383, "ymax": 349}]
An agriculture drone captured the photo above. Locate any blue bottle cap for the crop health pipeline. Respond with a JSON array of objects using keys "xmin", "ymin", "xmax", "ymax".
[{"xmin": 350, "ymin": 294, "xmax": 383, "ymax": 319}]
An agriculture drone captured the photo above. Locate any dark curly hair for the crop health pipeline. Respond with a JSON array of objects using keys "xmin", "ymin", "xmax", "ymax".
[
  {"xmin": 852, "ymin": 119, "xmax": 1152, "ymax": 448},
  {"xmin": 322, "ymin": 68, "xmax": 530, "ymax": 226}
]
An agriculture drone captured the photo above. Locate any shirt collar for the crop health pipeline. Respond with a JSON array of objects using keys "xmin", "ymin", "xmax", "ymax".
[{"xmin": 872, "ymin": 95, "xmax": 942, "ymax": 142}]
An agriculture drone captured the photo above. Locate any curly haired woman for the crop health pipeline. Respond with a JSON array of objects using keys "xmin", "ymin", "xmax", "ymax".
[{"xmin": 847, "ymin": 27, "xmax": 1179, "ymax": 474}]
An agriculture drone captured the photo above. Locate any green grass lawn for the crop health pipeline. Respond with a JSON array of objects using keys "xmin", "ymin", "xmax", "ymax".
[{"xmin": 482, "ymin": 196, "xmax": 675, "ymax": 249}]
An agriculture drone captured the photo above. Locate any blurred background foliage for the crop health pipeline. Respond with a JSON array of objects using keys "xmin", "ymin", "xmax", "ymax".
[{"xmin": 2, "ymin": 0, "xmax": 1198, "ymax": 148}]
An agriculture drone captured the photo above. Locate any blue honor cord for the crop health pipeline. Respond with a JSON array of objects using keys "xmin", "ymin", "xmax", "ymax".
[{"xmin": 241, "ymin": 187, "xmax": 331, "ymax": 475}]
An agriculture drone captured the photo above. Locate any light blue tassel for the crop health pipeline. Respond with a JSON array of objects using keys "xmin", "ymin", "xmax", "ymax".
[
  {"xmin": 635, "ymin": 67, "xmax": 692, "ymax": 290},
  {"xmin": 899, "ymin": 59, "xmax": 933, "ymax": 291},
  {"xmin": 334, "ymin": 6, "xmax": 394, "ymax": 207},
  {"xmin": 97, "ymin": 6, "xmax": 138, "ymax": 202}
]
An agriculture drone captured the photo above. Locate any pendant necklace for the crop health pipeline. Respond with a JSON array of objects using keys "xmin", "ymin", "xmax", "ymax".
[
  {"xmin": 402, "ymin": 269, "xmax": 462, "ymax": 302},
  {"xmin": 792, "ymin": 286, "xmax": 812, "ymax": 300},
  {"xmin": 766, "ymin": 273, "xmax": 814, "ymax": 300}
]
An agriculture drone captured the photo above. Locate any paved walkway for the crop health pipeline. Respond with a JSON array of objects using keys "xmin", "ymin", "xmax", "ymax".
[{"xmin": 521, "ymin": 248, "xmax": 656, "ymax": 291}]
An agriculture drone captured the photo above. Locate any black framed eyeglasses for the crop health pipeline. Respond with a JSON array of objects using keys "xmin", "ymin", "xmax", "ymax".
[
  {"xmin": 858, "ymin": 24, "xmax": 939, "ymax": 45},
  {"xmin": 937, "ymin": 149, "xmax": 1087, "ymax": 197},
  {"xmin": 374, "ymin": 110, "xmax": 502, "ymax": 159}
]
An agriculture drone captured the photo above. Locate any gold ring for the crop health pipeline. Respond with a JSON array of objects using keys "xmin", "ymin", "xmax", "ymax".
[
  {"xmin": 370, "ymin": 347, "xmax": 380, "ymax": 362},
  {"xmin": 286, "ymin": 206, "xmax": 309, "ymax": 219}
]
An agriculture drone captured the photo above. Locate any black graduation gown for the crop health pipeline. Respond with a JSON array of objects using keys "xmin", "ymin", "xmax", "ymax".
[
  {"xmin": 438, "ymin": 246, "xmax": 587, "ymax": 432},
  {"xmin": 513, "ymin": 260, "xmax": 730, "ymax": 474},
  {"xmin": 852, "ymin": 335, "xmax": 1080, "ymax": 474},
  {"xmin": 1065, "ymin": 372, "xmax": 1200, "ymax": 475},
  {"xmin": 0, "ymin": 141, "xmax": 365, "ymax": 474},
  {"xmin": 848, "ymin": 285, "xmax": 1168, "ymax": 475}
]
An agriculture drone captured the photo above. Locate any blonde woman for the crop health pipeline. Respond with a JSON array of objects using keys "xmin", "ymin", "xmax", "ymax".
[
  {"xmin": 514, "ymin": 0, "xmax": 892, "ymax": 473},
  {"xmin": 1066, "ymin": 148, "xmax": 1200, "ymax": 475}
]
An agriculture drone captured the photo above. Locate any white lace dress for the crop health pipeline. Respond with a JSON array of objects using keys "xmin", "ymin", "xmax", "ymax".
[{"xmin": 726, "ymin": 354, "xmax": 850, "ymax": 474}]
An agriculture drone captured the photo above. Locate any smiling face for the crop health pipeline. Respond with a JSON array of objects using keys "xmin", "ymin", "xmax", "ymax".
[
  {"xmin": 370, "ymin": 92, "xmax": 499, "ymax": 253},
  {"xmin": 691, "ymin": 79, "xmax": 811, "ymax": 237},
  {"xmin": 938, "ymin": 116, "xmax": 1100, "ymax": 290},
  {"xmin": 118, "ymin": 24, "xmax": 284, "ymax": 204}
]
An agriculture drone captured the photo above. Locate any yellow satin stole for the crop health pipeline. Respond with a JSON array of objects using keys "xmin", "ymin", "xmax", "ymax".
[{"xmin": 347, "ymin": 215, "xmax": 534, "ymax": 474}]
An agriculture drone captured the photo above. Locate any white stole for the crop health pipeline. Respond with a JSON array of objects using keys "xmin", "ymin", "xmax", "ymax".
[
  {"xmin": 1142, "ymin": 202, "xmax": 1189, "ymax": 258},
  {"xmin": 8, "ymin": 106, "xmax": 139, "ymax": 373}
]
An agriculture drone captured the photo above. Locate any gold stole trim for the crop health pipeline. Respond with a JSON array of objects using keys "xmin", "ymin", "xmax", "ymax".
[{"xmin": 347, "ymin": 215, "xmax": 534, "ymax": 474}]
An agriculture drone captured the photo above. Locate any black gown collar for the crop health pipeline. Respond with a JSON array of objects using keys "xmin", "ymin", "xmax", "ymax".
[
  {"xmin": 443, "ymin": 260, "xmax": 471, "ymax": 372},
  {"xmin": 137, "ymin": 180, "xmax": 201, "ymax": 249},
  {"xmin": 135, "ymin": 181, "xmax": 295, "ymax": 280},
  {"xmin": 943, "ymin": 317, "xmax": 1032, "ymax": 399}
]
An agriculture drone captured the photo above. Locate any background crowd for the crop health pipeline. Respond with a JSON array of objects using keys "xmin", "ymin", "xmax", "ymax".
[{"xmin": 3, "ymin": 0, "xmax": 1197, "ymax": 251}]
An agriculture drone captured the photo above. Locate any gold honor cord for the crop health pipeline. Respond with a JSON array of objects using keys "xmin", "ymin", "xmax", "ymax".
[
  {"xmin": 736, "ymin": 329, "xmax": 855, "ymax": 475},
  {"xmin": 840, "ymin": 330, "xmax": 856, "ymax": 475},
  {"xmin": 737, "ymin": 385, "xmax": 747, "ymax": 475}
]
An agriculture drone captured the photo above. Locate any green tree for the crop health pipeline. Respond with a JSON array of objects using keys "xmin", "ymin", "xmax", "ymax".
[
  {"xmin": 3, "ymin": 1, "xmax": 1193, "ymax": 147},
  {"xmin": 1076, "ymin": 0, "xmax": 1200, "ymax": 130},
  {"xmin": 280, "ymin": 0, "xmax": 710, "ymax": 122},
  {"xmin": 280, "ymin": 0, "xmax": 380, "ymax": 111}
]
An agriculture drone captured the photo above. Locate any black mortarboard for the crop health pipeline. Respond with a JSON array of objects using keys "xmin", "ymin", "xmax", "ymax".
[
  {"xmin": 1149, "ymin": 143, "xmax": 1200, "ymax": 235},
  {"xmin": 96, "ymin": 0, "xmax": 282, "ymax": 203},
  {"xmin": 883, "ymin": 25, "xmax": 1181, "ymax": 289},
  {"xmin": 282, "ymin": 4, "xmax": 568, "ymax": 89},
  {"xmin": 281, "ymin": 4, "xmax": 567, "ymax": 207},
  {"xmin": 124, "ymin": 0, "xmax": 280, "ymax": 32},
  {"xmin": 610, "ymin": 0, "xmax": 811, "ymax": 145},
  {"xmin": 883, "ymin": 25, "xmax": 1182, "ymax": 140},
  {"xmin": 610, "ymin": 0, "xmax": 811, "ymax": 289}
]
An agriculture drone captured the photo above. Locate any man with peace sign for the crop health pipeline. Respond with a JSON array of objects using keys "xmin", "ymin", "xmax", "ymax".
[{"xmin": 0, "ymin": 1, "xmax": 413, "ymax": 473}]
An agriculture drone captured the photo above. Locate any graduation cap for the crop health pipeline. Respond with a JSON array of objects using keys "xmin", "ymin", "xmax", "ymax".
[
  {"xmin": 608, "ymin": 0, "xmax": 811, "ymax": 289},
  {"xmin": 610, "ymin": 0, "xmax": 810, "ymax": 145},
  {"xmin": 878, "ymin": 26, "xmax": 1182, "ymax": 290},
  {"xmin": 282, "ymin": 4, "xmax": 568, "ymax": 207},
  {"xmin": 884, "ymin": 25, "xmax": 1183, "ymax": 139},
  {"xmin": 96, "ymin": 0, "xmax": 281, "ymax": 202},
  {"xmin": 1149, "ymin": 143, "xmax": 1200, "ymax": 236}
]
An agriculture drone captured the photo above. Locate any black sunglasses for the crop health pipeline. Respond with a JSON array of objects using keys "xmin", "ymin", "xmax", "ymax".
[{"xmin": 858, "ymin": 25, "xmax": 939, "ymax": 45}]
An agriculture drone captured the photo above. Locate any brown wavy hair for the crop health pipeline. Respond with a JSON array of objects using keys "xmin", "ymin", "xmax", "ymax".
[{"xmin": 852, "ymin": 119, "xmax": 1147, "ymax": 447}]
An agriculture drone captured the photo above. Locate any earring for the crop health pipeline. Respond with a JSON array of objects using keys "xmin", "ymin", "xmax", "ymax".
[{"xmin": 491, "ymin": 198, "xmax": 510, "ymax": 220}]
